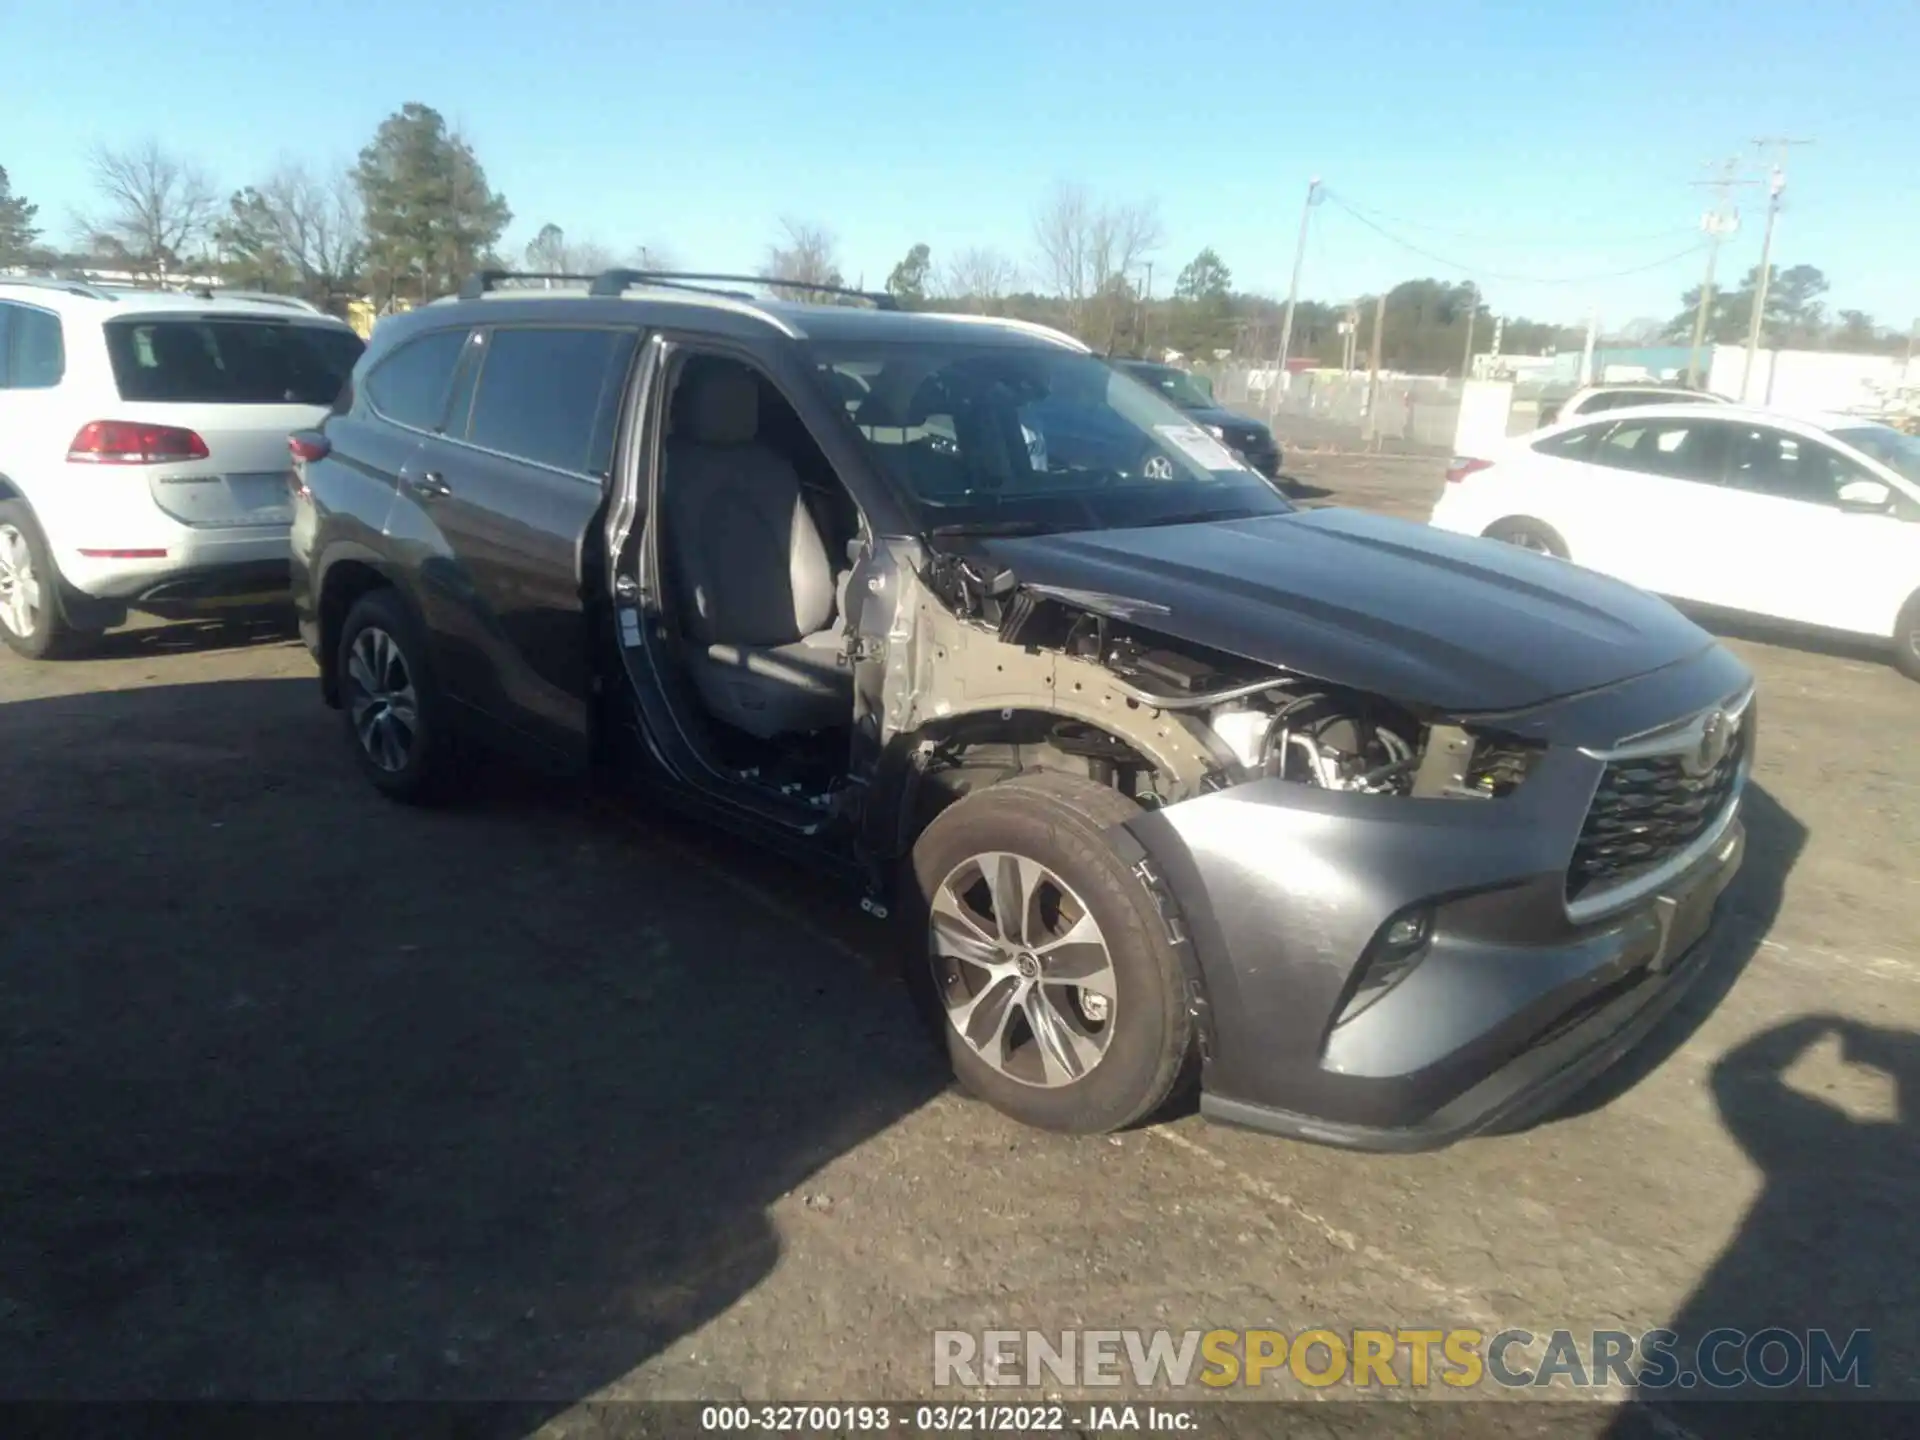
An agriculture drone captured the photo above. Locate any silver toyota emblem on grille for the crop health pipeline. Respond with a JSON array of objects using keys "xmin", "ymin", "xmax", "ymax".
[{"xmin": 1684, "ymin": 709, "xmax": 1734, "ymax": 776}]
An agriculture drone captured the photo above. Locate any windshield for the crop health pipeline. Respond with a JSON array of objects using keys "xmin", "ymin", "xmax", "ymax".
[
  {"xmin": 106, "ymin": 318, "xmax": 365, "ymax": 405},
  {"xmin": 811, "ymin": 341, "xmax": 1288, "ymax": 535},
  {"xmin": 1121, "ymin": 363, "xmax": 1215, "ymax": 410},
  {"xmin": 1833, "ymin": 426, "xmax": 1920, "ymax": 486}
]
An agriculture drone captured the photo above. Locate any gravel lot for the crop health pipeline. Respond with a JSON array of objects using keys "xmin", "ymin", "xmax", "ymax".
[{"xmin": 2, "ymin": 453, "xmax": 1914, "ymax": 1434}]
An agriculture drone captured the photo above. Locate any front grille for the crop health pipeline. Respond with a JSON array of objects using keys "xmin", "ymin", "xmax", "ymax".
[{"xmin": 1568, "ymin": 705, "xmax": 1749, "ymax": 904}]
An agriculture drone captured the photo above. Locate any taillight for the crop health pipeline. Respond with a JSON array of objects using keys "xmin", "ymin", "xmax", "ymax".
[
  {"xmin": 289, "ymin": 432, "xmax": 330, "ymax": 463},
  {"xmin": 1445, "ymin": 456, "xmax": 1493, "ymax": 484},
  {"xmin": 68, "ymin": 420, "xmax": 210, "ymax": 465}
]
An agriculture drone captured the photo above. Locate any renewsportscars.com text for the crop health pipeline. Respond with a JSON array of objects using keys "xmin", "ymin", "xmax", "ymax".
[{"xmin": 933, "ymin": 1327, "xmax": 1873, "ymax": 1391}]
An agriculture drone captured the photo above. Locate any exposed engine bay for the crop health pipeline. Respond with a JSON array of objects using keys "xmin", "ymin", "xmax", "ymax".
[{"xmin": 909, "ymin": 552, "xmax": 1537, "ymax": 809}]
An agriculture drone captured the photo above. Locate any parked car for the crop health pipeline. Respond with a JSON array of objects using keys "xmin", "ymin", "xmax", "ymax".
[
  {"xmin": 292, "ymin": 268, "xmax": 1755, "ymax": 1145},
  {"xmin": 1538, "ymin": 382, "xmax": 1726, "ymax": 428},
  {"xmin": 1113, "ymin": 359, "xmax": 1283, "ymax": 478},
  {"xmin": 1432, "ymin": 403, "xmax": 1920, "ymax": 679},
  {"xmin": 0, "ymin": 279, "xmax": 365, "ymax": 657}
]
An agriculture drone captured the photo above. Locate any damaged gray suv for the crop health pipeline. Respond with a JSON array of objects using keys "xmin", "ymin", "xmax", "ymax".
[{"xmin": 290, "ymin": 269, "xmax": 1754, "ymax": 1145}]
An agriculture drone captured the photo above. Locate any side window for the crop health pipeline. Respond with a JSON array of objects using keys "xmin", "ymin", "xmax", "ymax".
[
  {"xmin": 1592, "ymin": 420, "xmax": 1724, "ymax": 481},
  {"xmin": 1726, "ymin": 427, "xmax": 1875, "ymax": 506},
  {"xmin": 3, "ymin": 304, "xmax": 65, "ymax": 389},
  {"xmin": 0, "ymin": 304, "xmax": 12, "ymax": 385},
  {"xmin": 1532, "ymin": 425, "xmax": 1602, "ymax": 461},
  {"xmin": 362, "ymin": 328, "xmax": 470, "ymax": 430},
  {"xmin": 440, "ymin": 331, "xmax": 488, "ymax": 440},
  {"xmin": 465, "ymin": 326, "xmax": 639, "ymax": 475}
]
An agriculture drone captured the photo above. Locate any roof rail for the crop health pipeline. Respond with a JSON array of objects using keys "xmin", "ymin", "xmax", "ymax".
[
  {"xmin": 209, "ymin": 290, "xmax": 327, "ymax": 315},
  {"xmin": 456, "ymin": 270, "xmax": 599, "ymax": 300},
  {"xmin": 587, "ymin": 268, "xmax": 897, "ymax": 309},
  {"xmin": 0, "ymin": 274, "xmax": 119, "ymax": 301}
]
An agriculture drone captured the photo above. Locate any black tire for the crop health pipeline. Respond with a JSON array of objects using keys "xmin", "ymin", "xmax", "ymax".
[
  {"xmin": 903, "ymin": 771, "xmax": 1193, "ymax": 1134},
  {"xmin": 1483, "ymin": 516, "xmax": 1569, "ymax": 560},
  {"xmin": 1894, "ymin": 591, "xmax": 1920, "ymax": 683},
  {"xmin": 336, "ymin": 587, "xmax": 464, "ymax": 803},
  {"xmin": 0, "ymin": 500, "xmax": 92, "ymax": 660}
]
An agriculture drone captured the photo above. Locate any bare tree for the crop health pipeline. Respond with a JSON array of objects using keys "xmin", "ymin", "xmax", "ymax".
[
  {"xmin": 1032, "ymin": 181, "xmax": 1095, "ymax": 321},
  {"xmin": 1032, "ymin": 181, "xmax": 1164, "ymax": 341},
  {"xmin": 763, "ymin": 217, "xmax": 843, "ymax": 296},
  {"xmin": 523, "ymin": 223, "xmax": 616, "ymax": 277},
  {"xmin": 83, "ymin": 141, "xmax": 218, "ymax": 278},
  {"xmin": 939, "ymin": 246, "xmax": 1021, "ymax": 311},
  {"xmin": 264, "ymin": 164, "xmax": 363, "ymax": 302}
]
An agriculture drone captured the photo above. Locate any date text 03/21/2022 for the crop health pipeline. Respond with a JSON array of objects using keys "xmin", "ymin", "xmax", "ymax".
[{"xmin": 699, "ymin": 1404, "xmax": 1195, "ymax": 1432}]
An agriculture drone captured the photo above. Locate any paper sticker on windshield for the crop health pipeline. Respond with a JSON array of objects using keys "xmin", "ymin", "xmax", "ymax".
[{"xmin": 1153, "ymin": 424, "xmax": 1247, "ymax": 472}]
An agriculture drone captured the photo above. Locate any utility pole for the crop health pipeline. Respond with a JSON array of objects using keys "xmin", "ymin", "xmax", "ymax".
[
  {"xmin": 1275, "ymin": 176, "xmax": 1323, "ymax": 377},
  {"xmin": 1741, "ymin": 137, "xmax": 1813, "ymax": 402},
  {"xmin": 1460, "ymin": 282, "xmax": 1478, "ymax": 381},
  {"xmin": 1362, "ymin": 290, "xmax": 1387, "ymax": 450},
  {"xmin": 1580, "ymin": 309, "xmax": 1599, "ymax": 386},
  {"xmin": 1686, "ymin": 157, "xmax": 1755, "ymax": 390},
  {"xmin": 1140, "ymin": 261, "xmax": 1154, "ymax": 356}
]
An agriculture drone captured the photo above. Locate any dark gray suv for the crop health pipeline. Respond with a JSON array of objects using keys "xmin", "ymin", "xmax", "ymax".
[{"xmin": 290, "ymin": 269, "xmax": 1753, "ymax": 1145}]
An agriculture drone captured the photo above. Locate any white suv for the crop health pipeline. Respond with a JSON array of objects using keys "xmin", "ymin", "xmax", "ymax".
[{"xmin": 0, "ymin": 279, "xmax": 363, "ymax": 658}]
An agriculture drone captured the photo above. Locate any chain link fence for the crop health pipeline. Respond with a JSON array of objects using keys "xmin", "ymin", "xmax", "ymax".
[{"xmin": 1198, "ymin": 365, "xmax": 1464, "ymax": 454}]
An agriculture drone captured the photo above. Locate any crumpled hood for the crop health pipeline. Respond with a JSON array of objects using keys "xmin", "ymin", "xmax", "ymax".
[{"xmin": 973, "ymin": 507, "xmax": 1716, "ymax": 714}]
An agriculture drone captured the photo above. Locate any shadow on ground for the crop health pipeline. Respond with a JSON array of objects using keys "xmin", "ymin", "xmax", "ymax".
[
  {"xmin": 1605, "ymin": 1011, "xmax": 1918, "ymax": 1436},
  {"xmin": 0, "ymin": 678, "xmax": 947, "ymax": 1413},
  {"xmin": 1539, "ymin": 781, "xmax": 1806, "ymax": 1126},
  {"xmin": 81, "ymin": 609, "xmax": 303, "ymax": 659}
]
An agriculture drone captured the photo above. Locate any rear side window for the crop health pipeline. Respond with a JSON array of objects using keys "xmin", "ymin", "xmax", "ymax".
[
  {"xmin": 464, "ymin": 326, "xmax": 638, "ymax": 475},
  {"xmin": 1, "ymin": 303, "xmax": 66, "ymax": 389},
  {"xmin": 1592, "ymin": 419, "xmax": 1726, "ymax": 481},
  {"xmin": 362, "ymin": 328, "xmax": 470, "ymax": 430},
  {"xmin": 1533, "ymin": 425, "xmax": 1600, "ymax": 460},
  {"xmin": 106, "ymin": 318, "xmax": 362, "ymax": 405}
]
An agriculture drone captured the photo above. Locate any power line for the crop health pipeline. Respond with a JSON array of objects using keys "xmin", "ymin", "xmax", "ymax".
[
  {"xmin": 1328, "ymin": 192, "xmax": 1700, "ymax": 249},
  {"xmin": 1322, "ymin": 194, "xmax": 1710, "ymax": 286}
]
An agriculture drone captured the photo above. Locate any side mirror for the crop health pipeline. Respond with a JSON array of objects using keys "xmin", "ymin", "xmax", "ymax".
[{"xmin": 1836, "ymin": 478, "xmax": 1893, "ymax": 513}]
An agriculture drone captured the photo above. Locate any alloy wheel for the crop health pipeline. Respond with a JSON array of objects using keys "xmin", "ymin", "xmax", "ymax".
[
  {"xmin": 930, "ymin": 851, "xmax": 1118, "ymax": 1088},
  {"xmin": 0, "ymin": 524, "xmax": 41, "ymax": 639},
  {"xmin": 344, "ymin": 626, "xmax": 419, "ymax": 772}
]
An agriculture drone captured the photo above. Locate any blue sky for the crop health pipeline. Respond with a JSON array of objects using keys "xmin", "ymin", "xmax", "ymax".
[{"xmin": 4, "ymin": 0, "xmax": 1916, "ymax": 330}]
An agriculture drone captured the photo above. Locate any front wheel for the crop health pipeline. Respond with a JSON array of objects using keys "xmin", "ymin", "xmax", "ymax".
[
  {"xmin": 905, "ymin": 772, "xmax": 1194, "ymax": 1133},
  {"xmin": 1894, "ymin": 591, "xmax": 1920, "ymax": 682}
]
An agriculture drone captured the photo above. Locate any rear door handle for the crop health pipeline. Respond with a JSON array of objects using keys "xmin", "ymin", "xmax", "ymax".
[{"xmin": 407, "ymin": 471, "xmax": 452, "ymax": 500}]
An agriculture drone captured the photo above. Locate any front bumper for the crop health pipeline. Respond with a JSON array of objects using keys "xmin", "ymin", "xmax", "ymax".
[
  {"xmin": 1124, "ymin": 643, "xmax": 1755, "ymax": 1151},
  {"xmin": 1234, "ymin": 439, "xmax": 1281, "ymax": 478},
  {"xmin": 1200, "ymin": 821, "xmax": 1742, "ymax": 1150}
]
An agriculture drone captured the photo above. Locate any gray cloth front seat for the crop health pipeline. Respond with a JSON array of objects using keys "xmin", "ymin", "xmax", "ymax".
[{"xmin": 663, "ymin": 365, "xmax": 852, "ymax": 740}]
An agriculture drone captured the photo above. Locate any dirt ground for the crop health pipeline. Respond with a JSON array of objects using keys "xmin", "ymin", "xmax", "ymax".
[{"xmin": 2, "ymin": 452, "xmax": 1914, "ymax": 1435}]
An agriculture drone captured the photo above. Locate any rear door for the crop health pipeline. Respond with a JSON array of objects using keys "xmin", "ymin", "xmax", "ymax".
[
  {"xmin": 397, "ymin": 322, "xmax": 639, "ymax": 764},
  {"xmin": 101, "ymin": 314, "xmax": 364, "ymax": 529},
  {"xmin": 1559, "ymin": 414, "xmax": 1730, "ymax": 594}
]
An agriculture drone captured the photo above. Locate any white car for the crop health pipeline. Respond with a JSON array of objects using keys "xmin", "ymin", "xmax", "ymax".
[
  {"xmin": 0, "ymin": 279, "xmax": 364, "ymax": 658},
  {"xmin": 1539, "ymin": 383, "xmax": 1727, "ymax": 428},
  {"xmin": 1430, "ymin": 402, "xmax": 1920, "ymax": 679}
]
